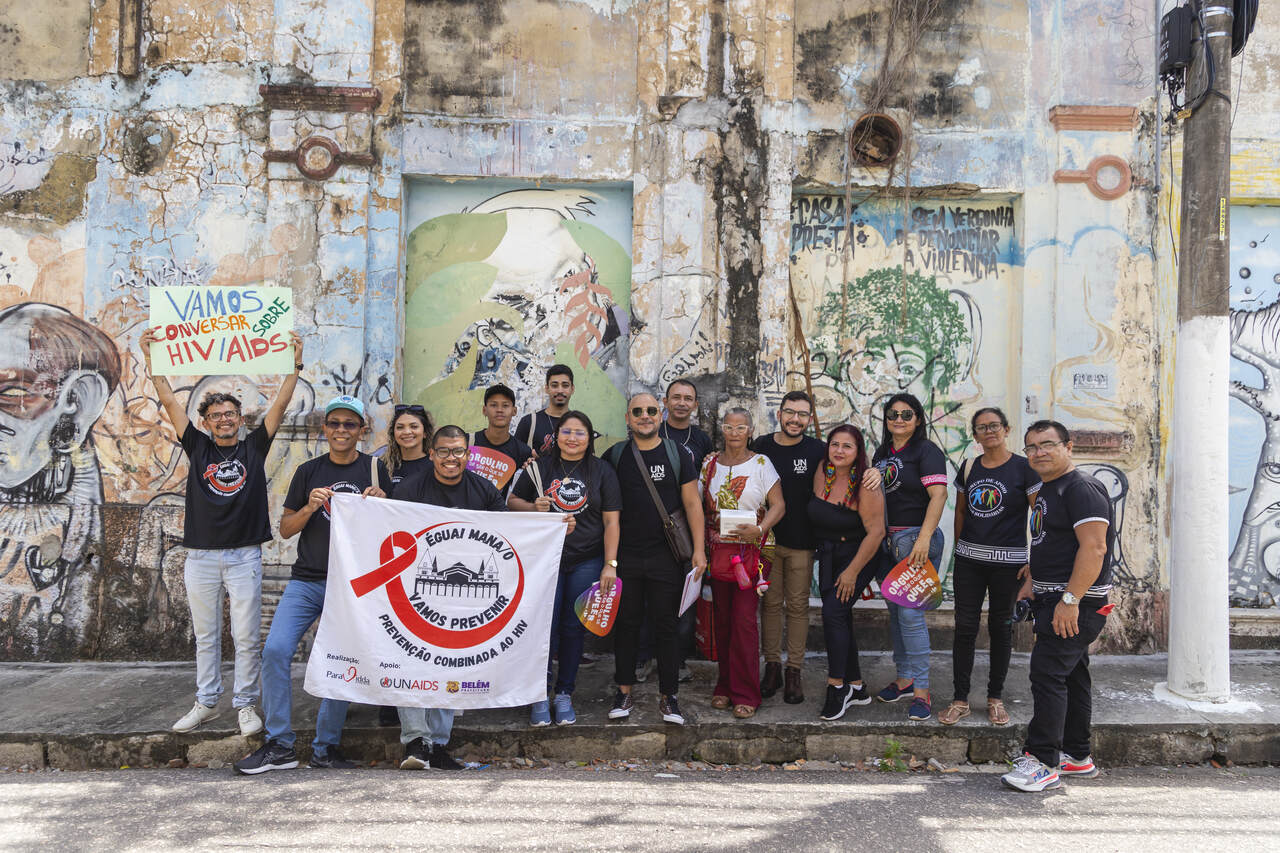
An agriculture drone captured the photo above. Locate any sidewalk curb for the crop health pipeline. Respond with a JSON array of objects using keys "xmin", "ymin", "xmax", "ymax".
[{"xmin": 4, "ymin": 720, "xmax": 1276, "ymax": 771}]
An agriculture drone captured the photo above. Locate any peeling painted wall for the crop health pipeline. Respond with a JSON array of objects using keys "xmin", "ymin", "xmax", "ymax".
[{"xmin": 0, "ymin": 0, "xmax": 1264, "ymax": 658}]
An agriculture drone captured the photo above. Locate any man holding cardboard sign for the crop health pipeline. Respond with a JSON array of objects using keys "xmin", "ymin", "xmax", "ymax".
[{"xmin": 138, "ymin": 325, "xmax": 304, "ymax": 737}]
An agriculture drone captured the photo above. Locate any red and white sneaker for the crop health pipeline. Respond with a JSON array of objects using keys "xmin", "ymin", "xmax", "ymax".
[{"xmin": 1059, "ymin": 753, "xmax": 1100, "ymax": 778}]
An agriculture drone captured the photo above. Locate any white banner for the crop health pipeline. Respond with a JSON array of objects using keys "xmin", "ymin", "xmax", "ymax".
[{"xmin": 304, "ymin": 493, "xmax": 565, "ymax": 709}]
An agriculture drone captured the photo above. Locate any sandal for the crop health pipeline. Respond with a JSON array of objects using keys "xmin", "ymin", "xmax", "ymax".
[
  {"xmin": 732, "ymin": 704, "xmax": 756, "ymax": 719},
  {"xmin": 938, "ymin": 700, "xmax": 970, "ymax": 726},
  {"xmin": 711, "ymin": 695, "xmax": 731, "ymax": 710},
  {"xmin": 987, "ymin": 698, "xmax": 1009, "ymax": 726}
]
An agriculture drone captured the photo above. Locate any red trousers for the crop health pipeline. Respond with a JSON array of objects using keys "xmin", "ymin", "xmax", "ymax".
[{"xmin": 711, "ymin": 577, "xmax": 762, "ymax": 707}]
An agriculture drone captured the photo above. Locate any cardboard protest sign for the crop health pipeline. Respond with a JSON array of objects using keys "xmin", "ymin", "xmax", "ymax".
[
  {"xmin": 880, "ymin": 557, "xmax": 944, "ymax": 610},
  {"xmin": 575, "ymin": 580, "xmax": 621, "ymax": 636},
  {"xmin": 305, "ymin": 494, "xmax": 565, "ymax": 709},
  {"xmin": 148, "ymin": 286, "xmax": 294, "ymax": 375}
]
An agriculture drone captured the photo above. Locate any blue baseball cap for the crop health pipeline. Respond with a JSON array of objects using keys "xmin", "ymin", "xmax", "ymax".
[{"xmin": 324, "ymin": 395, "xmax": 365, "ymax": 421}]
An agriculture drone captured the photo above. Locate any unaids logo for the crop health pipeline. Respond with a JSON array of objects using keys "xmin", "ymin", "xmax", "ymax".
[
  {"xmin": 203, "ymin": 460, "xmax": 248, "ymax": 496},
  {"xmin": 349, "ymin": 521, "xmax": 524, "ymax": 650},
  {"xmin": 1030, "ymin": 496, "xmax": 1047, "ymax": 545},
  {"xmin": 967, "ymin": 479, "xmax": 1007, "ymax": 519},
  {"xmin": 880, "ymin": 459, "xmax": 902, "ymax": 492}
]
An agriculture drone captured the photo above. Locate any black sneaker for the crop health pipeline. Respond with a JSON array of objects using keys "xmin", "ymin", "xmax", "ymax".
[
  {"xmin": 400, "ymin": 736, "xmax": 429, "ymax": 770},
  {"xmin": 309, "ymin": 746, "xmax": 356, "ymax": 769},
  {"xmin": 847, "ymin": 683, "xmax": 871, "ymax": 706},
  {"xmin": 234, "ymin": 739, "xmax": 298, "ymax": 775},
  {"xmin": 659, "ymin": 694, "xmax": 685, "ymax": 725},
  {"xmin": 429, "ymin": 743, "xmax": 463, "ymax": 771},
  {"xmin": 819, "ymin": 683, "xmax": 854, "ymax": 721},
  {"xmin": 608, "ymin": 689, "xmax": 634, "ymax": 720}
]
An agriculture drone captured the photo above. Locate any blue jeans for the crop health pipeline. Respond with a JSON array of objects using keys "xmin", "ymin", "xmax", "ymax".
[
  {"xmin": 549, "ymin": 557, "xmax": 602, "ymax": 695},
  {"xmin": 261, "ymin": 579, "xmax": 349, "ymax": 752},
  {"xmin": 884, "ymin": 527, "xmax": 944, "ymax": 691},
  {"xmin": 184, "ymin": 545, "xmax": 262, "ymax": 708},
  {"xmin": 397, "ymin": 707, "xmax": 455, "ymax": 746}
]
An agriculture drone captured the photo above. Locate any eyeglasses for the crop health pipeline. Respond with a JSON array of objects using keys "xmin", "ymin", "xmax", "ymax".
[
  {"xmin": 974, "ymin": 423, "xmax": 1005, "ymax": 434},
  {"xmin": 630, "ymin": 406, "xmax": 660, "ymax": 417},
  {"xmin": 722, "ymin": 425, "xmax": 751, "ymax": 434},
  {"xmin": 1023, "ymin": 440, "xmax": 1065, "ymax": 456},
  {"xmin": 394, "ymin": 404, "xmax": 426, "ymax": 415},
  {"xmin": 779, "ymin": 408, "xmax": 811, "ymax": 419},
  {"xmin": 559, "ymin": 428, "xmax": 589, "ymax": 439},
  {"xmin": 885, "ymin": 410, "xmax": 915, "ymax": 422},
  {"xmin": 325, "ymin": 419, "xmax": 361, "ymax": 431},
  {"xmin": 206, "ymin": 411, "xmax": 241, "ymax": 422},
  {"xmin": 433, "ymin": 447, "xmax": 469, "ymax": 459}
]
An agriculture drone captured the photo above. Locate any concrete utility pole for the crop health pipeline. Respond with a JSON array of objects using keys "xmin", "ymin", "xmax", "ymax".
[{"xmin": 1168, "ymin": 1, "xmax": 1234, "ymax": 702}]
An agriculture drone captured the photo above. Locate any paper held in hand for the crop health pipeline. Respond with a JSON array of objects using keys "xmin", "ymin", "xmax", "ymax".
[
  {"xmin": 880, "ymin": 556, "xmax": 943, "ymax": 610},
  {"xmin": 678, "ymin": 567, "xmax": 701, "ymax": 616},
  {"xmin": 718, "ymin": 509, "xmax": 755, "ymax": 539}
]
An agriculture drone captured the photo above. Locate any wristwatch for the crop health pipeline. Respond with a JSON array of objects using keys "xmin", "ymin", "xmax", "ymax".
[
  {"xmin": 606, "ymin": 559, "xmax": 618, "ymax": 568},
  {"xmin": 1061, "ymin": 591, "xmax": 1080, "ymax": 606},
  {"xmin": 294, "ymin": 362, "xmax": 304, "ymax": 372}
]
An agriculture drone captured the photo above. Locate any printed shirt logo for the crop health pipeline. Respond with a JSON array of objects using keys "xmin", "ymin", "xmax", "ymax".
[
  {"xmin": 793, "ymin": 458, "xmax": 808, "ymax": 475},
  {"xmin": 546, "ymin": 476, "xmax": 588, "ymax": 513},
  {"xmin": 323, "ymin": 481, "xmax": 364, "ymax": 520},
  {"xmin": 650, "ymin": 464, "xmax": 667, "ymax": 482},
  {"xmin": 349, "ymin": 521, "xmax": 525, "ymax": 650},
  {"xmin": 1030, "ymin": 496, "xmax": 1047, "ymax": 545},
  {"xmin": 880, "ymin": 458, "xmax": 903, "ymax": 493},
  {"xmin": 966, "ymin": 479, "xmax": 1008, "ymax": 519},
  {"xmin": 203, "ymin": 459, "xmax": 248, "ymax": 497}
]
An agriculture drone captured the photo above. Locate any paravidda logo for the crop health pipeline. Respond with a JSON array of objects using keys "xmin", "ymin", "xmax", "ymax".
[
  {"xmin": 350, "ymin": 521, "xmax": 525, "ymax": 650},
  {"xmin": 326, "ymin": 665, "xmax": 370, "ymax": 686}
]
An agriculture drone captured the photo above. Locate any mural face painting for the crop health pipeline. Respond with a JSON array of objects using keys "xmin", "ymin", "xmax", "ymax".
[
  {"xmin": 1228, "ymin": 204, "xmax": 1280, "ymax": 606},
  {"xmin": 403, "ymin": 182, "xmax": 633, "ymax": 446},
  {"xmin": 787, "ymin": 195, "xmax": 1015, "ymax": 463},
  {"xmin": 0, "ymin": 303, "xmax": 121, "ymax": 658}
]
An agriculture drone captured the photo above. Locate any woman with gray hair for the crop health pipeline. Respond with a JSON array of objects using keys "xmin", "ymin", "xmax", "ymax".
[{"xmin": 700, "ymin": 407, "xmax": 785, "ymax": 718}]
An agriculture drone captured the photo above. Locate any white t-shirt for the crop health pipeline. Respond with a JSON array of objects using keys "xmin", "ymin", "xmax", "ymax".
[{"xmin": 700, "ymin": 452, "xmax": 781, "ymax": 511}]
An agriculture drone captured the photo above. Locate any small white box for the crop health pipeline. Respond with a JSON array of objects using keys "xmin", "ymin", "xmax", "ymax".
[{"xmin": 719, "ymin": 509, "xmax": 756, "ymax": 539}]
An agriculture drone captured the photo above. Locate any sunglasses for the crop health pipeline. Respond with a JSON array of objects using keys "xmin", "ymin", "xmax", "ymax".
[
  {"xmin": 885, "ymin": 410, "xmax": 916, "ymax": 422},
  {"xmin": 630, "ymin": 406, "xmax": 660, "ymax": 417},
  {"xmin": 325, "ymin": 419, "xmax": 362, "ymax": 431},
  {"xmin": 395, "ymin": 404, "xmax": 427, "ymax": 415}
]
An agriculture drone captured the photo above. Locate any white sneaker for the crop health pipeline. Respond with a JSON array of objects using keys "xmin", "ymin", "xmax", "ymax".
[
  {"xmin": 1002, "ymin": 753, "xmax": 1062, "ymax": 792},
  {"xmin": 238, "ymin": 706, "xmax": 264, "ymax": 736},
  {"xmin": 173, "ymin": 701, "xmax": 219, "ymax": 732}
]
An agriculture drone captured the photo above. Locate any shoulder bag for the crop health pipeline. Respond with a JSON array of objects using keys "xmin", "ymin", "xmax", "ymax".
[{"xmin": 630, "ymin": 440, "xmax": 695, "ymax": 565}]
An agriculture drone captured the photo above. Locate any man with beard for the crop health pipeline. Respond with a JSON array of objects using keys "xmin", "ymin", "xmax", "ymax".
[
  {"xmin": 515, "ymin": 364, "xmax": 574, "ymax": 456},
  {"xmin": 603, "ymin": 393, "xmax": 706, "ymax": 726},
  {"xmin": 234, "ymin": 395, "xmax": 389, "ymax": 774},
  {"xmin": 392, "ymin": 425, "xmax": 507, "ymax": 771},
  {"xmin": 139, "ymin": 326, "xmax": 303, "ymax": 737},
  {"xmin": 751, "ymin": 391, "xmax": 827, "ymax": 704}
]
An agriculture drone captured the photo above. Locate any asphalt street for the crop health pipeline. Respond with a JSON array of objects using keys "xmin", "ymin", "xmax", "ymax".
[{"xmin": 3, "ymin": 765, "xmax": 1278, "ymax": 851}]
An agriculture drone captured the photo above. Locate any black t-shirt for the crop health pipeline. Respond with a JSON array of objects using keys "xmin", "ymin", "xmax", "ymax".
[
  {"xmin": 751, "ymin": 433, "xmax": 827, "ymax": 549},
  {"xmin": 283, "ymin": 453, "xmax": 390, "ymax": 582},
  {"xmin": 872, "ymin": 438, "xmax": 949, "ymax": 528},
  {"xmin": 181, "ymin": 422, "xmax": 274, "ymax": 549},
  {"xmin": 389, "ymin": 455, "xmax": 431, "ymax": 491},
  {"xmin": 511, "ymin": 455, "xmax": 622, "ymax": 566},
  {"xmin": 468, "ymin": 430, "xmax": 532, "ymax": 497},
  {"xmin": 660, "ymin": 422, "xmax": 713, "ymax": 474},
  {"xmin": 1029, "ymin": 469, "xmax": 1115, "ymax": 597},
  {"xmin": 609, "ymin": 440, "xmax": 696, "ymax": 555},
  {"xmin": 954, "ymin": 454, "xmax": 1041, "ymax": 564},
  {"xmin": 515, "ymin": 410, "xmax": 561, "ymax": 456},
  {"xmin": 392, "ymin": 467, "xmax": 508, "ymax": 513}
]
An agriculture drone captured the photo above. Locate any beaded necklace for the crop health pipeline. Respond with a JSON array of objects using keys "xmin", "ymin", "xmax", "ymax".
[{"xmin": 821, "ymin": 462, "xmax": 857, "ymax": 509}]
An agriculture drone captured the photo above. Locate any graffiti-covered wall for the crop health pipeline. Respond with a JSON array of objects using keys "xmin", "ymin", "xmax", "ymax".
[{"xmin": 402, "ymin": 181, "xmax": 633, "ymax": 446}]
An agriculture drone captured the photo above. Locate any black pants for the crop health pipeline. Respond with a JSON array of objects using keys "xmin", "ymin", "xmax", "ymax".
[
  {"xmin": 1024, "ymin": 596, "xmax": 1107, "ymax": 766},
  {"xmin": 817, "ymin": 539, "xmax": 875, "ymax": 683},
  {"xmin": 613, "ymin": 550, "xmax": 683, "ymax": 696},
  {"xmin": 951, "ymin": 554, "xmax": 1021, "ymax": 701}
]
